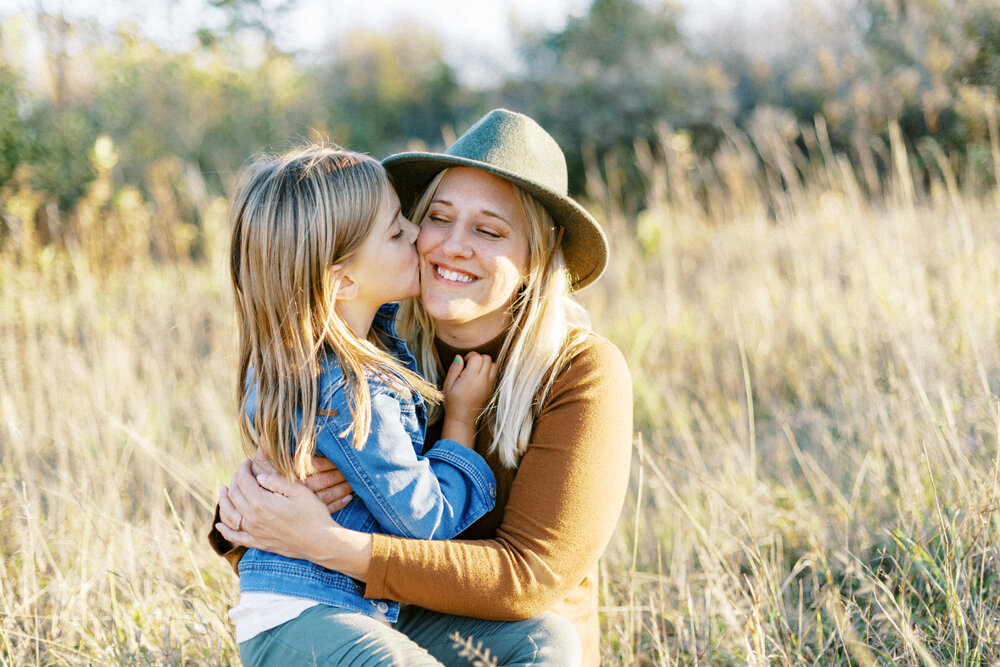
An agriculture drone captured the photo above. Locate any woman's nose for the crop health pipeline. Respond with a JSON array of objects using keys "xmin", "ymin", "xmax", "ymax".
[{"xmin": 440, "ymin": 223, "xmax": 472, "ymax": 257}]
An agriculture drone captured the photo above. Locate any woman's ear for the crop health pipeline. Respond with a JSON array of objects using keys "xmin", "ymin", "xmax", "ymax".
[{"xmin": 327, "ymin": 264, "xmax": 359, "ymax": 301}]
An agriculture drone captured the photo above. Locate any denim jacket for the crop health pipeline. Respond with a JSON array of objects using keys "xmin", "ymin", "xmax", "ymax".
[{"xmin": 238, "ymin": 303, "xmax": 497, "ymax": 622}]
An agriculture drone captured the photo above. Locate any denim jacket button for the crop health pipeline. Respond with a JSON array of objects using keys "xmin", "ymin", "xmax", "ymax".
[
  {"xmin": 489, "ymin": 486, "xmax": 496, "ymax": 498},
  {"xmin": 376, "ymin": 601, "xmax": 389, "ymax": 613}
]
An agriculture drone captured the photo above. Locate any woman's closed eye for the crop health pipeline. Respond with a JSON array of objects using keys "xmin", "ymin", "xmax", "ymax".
[{"xmin": 477, "ymin": 226, "xmax": 503, "ymax": 239}]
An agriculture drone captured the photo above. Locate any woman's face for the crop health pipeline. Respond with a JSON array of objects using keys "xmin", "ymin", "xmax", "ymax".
[{"xmin": 416, "ymin": 167, "xmax": 531, "ymax": 346}]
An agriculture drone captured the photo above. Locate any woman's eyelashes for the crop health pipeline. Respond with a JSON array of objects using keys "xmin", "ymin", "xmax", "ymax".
[{"xmin": 426, "ymin": 215, "xmax": 504, "ymax": 239}]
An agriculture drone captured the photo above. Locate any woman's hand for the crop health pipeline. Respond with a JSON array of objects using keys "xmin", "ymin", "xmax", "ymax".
[
  {"xmin": 249, "ymin": 451, "xmax": 354, "ymax": 514},
  {"xmin": 216, "ymin": 460, "xmax": 339, "ymax": 562},
  {"xmin": 215, "ymin": 460, "xmax": 375, "ymax": 580}
]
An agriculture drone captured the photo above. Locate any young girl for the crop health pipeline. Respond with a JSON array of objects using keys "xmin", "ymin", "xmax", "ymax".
[{"xmin": 225, "ymin": 145, "xmax": 497, "ymax": 664}]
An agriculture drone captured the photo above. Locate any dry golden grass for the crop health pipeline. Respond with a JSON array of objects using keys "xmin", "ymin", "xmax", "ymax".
[
  {"xmin": 1, "ymin": 122, "xmax": 999, "ymax": 664},
  {"xmin": 590, "ymin": 122, "xmax": 1000, "ymax": 664}
]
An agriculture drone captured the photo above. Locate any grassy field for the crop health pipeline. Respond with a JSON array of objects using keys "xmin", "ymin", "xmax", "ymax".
[{"xmin": 2, "ymin": 123, "xmax": 999, "ymax": 665}]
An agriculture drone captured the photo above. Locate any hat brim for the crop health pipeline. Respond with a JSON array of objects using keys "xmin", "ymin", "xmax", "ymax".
[{"xmin": 383, "ymin": 152, "xmax": 608, "ymax": 291}]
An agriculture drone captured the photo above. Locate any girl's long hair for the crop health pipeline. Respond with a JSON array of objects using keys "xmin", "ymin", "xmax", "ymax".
[
  {"xmin": 229, "ymin": 145, "xmax": 440, "ymax": 480},
  {"xmin": 397, "ymin": 169, "xmax": 591, "ymax": 468}
]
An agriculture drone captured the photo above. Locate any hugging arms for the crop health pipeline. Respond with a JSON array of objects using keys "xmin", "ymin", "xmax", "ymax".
[{"xmin": 211, "ymin": 109, "xmax": 633, "ymax": 666}]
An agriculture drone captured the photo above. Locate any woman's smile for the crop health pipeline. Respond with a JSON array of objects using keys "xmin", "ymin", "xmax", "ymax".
[{"xmin": 431, "ymin": 262, "xmax": 477, "ymax": 284}]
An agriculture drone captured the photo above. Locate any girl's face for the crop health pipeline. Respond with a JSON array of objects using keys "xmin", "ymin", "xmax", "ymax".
[
  {"xmin": 347, "ymin": 187, "xmax": 420, "ymax": 310},
  {"xmin": 416, "ymin": 167, "xmax": 531, "ymax": 346}
]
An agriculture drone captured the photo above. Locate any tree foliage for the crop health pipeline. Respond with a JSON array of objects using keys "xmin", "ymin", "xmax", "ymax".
[
  {"xmin": 0, "ymin": 10, "xmax": 475, "ymax": 244},
  {"xmin": 308, "ymin": 27, "xmax": 482, "ymax": 156},
  {"xmin": 502, "ymin": 0, "xmax": 999, "ymax": 197},
  {"xmin": 0, "ymin": 0, "xmax": 997, "ymax": 251},
  {"xmin": 502, "ymin": 0, "xmax": 735, "ymax": 191}
]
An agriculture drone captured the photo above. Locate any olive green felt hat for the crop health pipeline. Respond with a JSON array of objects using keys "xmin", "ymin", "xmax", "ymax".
[{"xmin": 382, "ymin": 108, "xmax": 608, "ymax": 290}]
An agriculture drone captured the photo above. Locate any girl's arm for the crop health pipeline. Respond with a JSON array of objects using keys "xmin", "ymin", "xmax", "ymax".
[
  {"xmin": 310, "ymin": 386, "xmax": 496, "ymax": 540},
  {"xmin": 210, "ymin": 354, "xmax": 496, "ymax": 563}
]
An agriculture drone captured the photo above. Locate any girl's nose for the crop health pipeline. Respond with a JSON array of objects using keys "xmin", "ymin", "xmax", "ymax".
[{"xmin": 402, "ymin": 216, "xmax": 419, "ymax": 243}]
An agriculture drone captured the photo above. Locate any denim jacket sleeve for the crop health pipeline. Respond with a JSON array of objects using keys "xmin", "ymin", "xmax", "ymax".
[{"xmin": 315, "ymin": 388, "xmax": 496, "ymax": 540}]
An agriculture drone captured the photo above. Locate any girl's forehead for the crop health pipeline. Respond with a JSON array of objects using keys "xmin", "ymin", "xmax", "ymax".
[{"xmin": 382, "ymin": 185, "xmax": 401, "ymax": 209}]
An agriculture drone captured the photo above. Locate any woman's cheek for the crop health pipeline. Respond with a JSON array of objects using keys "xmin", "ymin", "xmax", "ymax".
[{"xmin": 415, "ymin": 226, "xmax": 436, "ymax": 255}]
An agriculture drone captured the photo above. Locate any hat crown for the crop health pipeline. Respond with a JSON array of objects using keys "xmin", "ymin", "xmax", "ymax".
[{"xmin": 446, "ymin": 109, "xmax": 568, "ymax": 196}]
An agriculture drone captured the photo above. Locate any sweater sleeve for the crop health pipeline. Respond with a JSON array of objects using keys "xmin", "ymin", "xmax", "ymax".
[
  {"xmin": 208, "ymin": 503, "xmax": 245, "ymax": 573},
  {"xmin": 363, "ymin": 336, "xmax": 633, "ymax": 619}
]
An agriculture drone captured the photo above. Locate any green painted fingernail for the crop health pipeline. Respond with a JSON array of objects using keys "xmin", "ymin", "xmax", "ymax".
[{"xmin": 453, "ymin": 355, "xmax": 462, "ymax": 364}]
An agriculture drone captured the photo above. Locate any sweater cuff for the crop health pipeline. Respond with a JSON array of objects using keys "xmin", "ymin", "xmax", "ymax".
[
  {"xmin": 363, "ymin": 533, "xmax": 392, "ymax": 600},
  {"xmin": 208, "ymin": 503, "xmax": 246, "ymax": 574}
]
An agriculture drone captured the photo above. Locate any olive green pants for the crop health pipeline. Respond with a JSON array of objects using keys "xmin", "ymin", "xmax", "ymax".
[{"xmin": 239, "ymin": 603, "xmax": 581, "ymax": 666}]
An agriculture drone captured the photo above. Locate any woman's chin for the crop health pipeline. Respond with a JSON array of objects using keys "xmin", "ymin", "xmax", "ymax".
[
  {"xmin": 421, "ymin": 305, "xmax": 461, "ymax": 326},
  {"xmin": 418, "ymin": 300, "xmax": 462, "ymax": 328}
]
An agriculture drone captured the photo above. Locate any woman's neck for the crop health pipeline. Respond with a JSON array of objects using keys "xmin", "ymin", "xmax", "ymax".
[
  {"xmin": 434, "ymin": 326, "xmax": 506, "ymax": 357},
  {"xmin": 433, "ymin": 316, "xmax": 510, "ymax": 350}
]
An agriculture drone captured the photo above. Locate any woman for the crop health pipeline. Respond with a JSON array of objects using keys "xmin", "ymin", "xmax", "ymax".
[{"xmin": 212, "ymin": 109, "xmax": 633, "ymax": 666}]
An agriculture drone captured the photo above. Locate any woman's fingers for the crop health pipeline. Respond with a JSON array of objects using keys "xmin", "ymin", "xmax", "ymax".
[
  {"xmin": 255, "ymin": 471, "xmax": 304, "ymax": 498},
  {"xmin": 250, "ymin": 451, "xmax": 276, "ymax": 477},
  {"xmin": 301, "ymin": 457, "xmax": 353, "ymax": 513},
  {"xmin": 310, "ymin": 455, "xmax": 337, "ymax": 473},
  {"xmin": 228, "ymin": 459, "xmax": 281, "ymax": 533},
  {"xmin": 225, "ymin": 477, "xmax": 252, "ymax": 526},
  {"xmin": 218, "ymin": 485, "xmax": 240, "ymax": 529},
  {"xmin": 215, "ymin": 519, "xmax": 253, "ymax": 547},
  {"xmin": 317, "ymin": 485, "xmax": 353, "ymax": 513},
  {"xmin": 231, "ymin": 459, "xmax": 254, "ymax": 486},
  {"xmin": 303, "ymin": 466, "xmax": 347, "ymax": 493},
  {"xmin": 216, "ymin": 467, "xmax": 342, "ymax": 561},
  {"xmin": 232, "ymin": 459, "xmax": 267, "ymax": 501}
]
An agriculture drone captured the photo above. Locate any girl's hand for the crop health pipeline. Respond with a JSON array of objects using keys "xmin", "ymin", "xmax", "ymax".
[
  {"xmin": 250, "ymin": 451, "xmax": 354, "ymax": 514},
  {"xmin": 442, "ymin": 352, "xmax": 497, "ymax": 429},
  {"xmin": 216, "ymin": 460, "xmax": 339, "ymax": 562}
]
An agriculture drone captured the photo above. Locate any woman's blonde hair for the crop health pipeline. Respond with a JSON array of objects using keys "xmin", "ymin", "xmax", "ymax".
[
  {"xmin": 230, "ymin": 145, "xmax": 440, "ymax": 480},
  {"xmin": 397, "ymin": 169, "xmax": 591, "ymax": 468}
]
